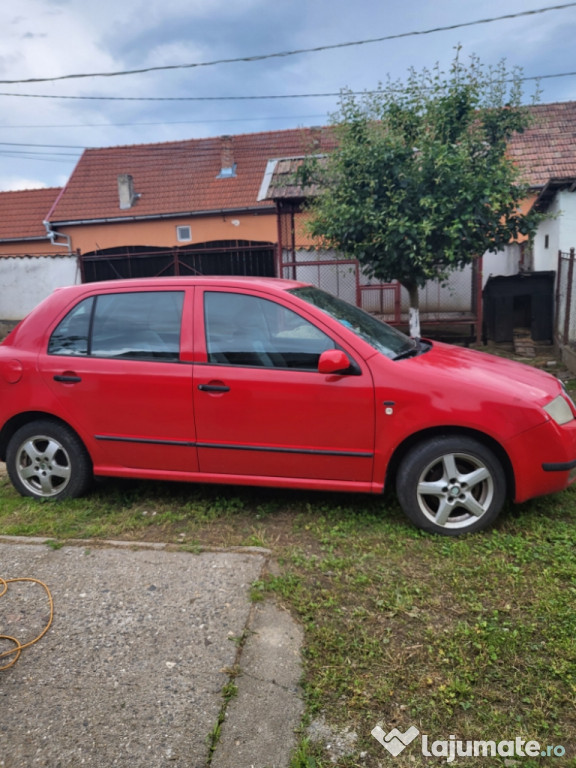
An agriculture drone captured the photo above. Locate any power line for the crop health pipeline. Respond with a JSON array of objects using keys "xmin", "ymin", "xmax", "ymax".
[
  {"xmin": 0, "ymin": 3, "xmax": 574, "ymax": 85},
  {"xmin": 3, "ymin": 91, "xmax": 335, "ymax": 101},
  {"xmin": 1, "ymin": 70, "xmax": 575, "ymax": 103},
  {"xmin": 0, "ymin": 115, "xmax": 329, "ymax": 130},
  {"xmin": 0, "ymin": 142, "xmax": 85, "ymax": 149},
  {"xmin": 0, "ymin": 152, "xmax": 78, "ymax": 162},
  {"xmin": 0, "ymin": 148, "xmax": 80, "ymax": 156}
]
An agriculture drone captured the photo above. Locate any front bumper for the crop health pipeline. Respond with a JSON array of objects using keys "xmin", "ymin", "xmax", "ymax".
[{"xmin": 506, "ymin": 417, "xmax": 576, "ymax": 503}]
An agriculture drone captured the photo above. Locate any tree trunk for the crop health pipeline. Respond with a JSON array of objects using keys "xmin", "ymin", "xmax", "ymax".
[{"xmin": 406, "ymin": 282, "xmax": 421, "ymax": 338}]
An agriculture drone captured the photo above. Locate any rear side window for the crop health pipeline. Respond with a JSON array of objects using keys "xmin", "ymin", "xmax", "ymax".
[
  {"xmin": 48, "ymin": 297, "xmax": 94, "ymax": 356},
  {"xmin": 48, "ymin": 291, "xmax": 184, "ymax": 361}
]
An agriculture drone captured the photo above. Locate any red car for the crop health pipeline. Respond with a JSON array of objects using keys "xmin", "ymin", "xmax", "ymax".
[{"xmin": 1, "ymin": 276, "xmax": 575, "ymax": 536}]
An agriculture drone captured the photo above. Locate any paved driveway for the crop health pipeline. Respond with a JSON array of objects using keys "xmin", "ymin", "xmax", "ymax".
[{"xmin": 0, "ymin": 539, "xmax": 303, "ymax": 768}]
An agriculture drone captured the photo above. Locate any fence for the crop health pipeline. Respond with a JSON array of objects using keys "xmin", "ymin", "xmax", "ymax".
[
  {"xmin": 556, "ymin": 249, "xmax": 576, "ymax": 345},
  {"xmin": 277, "ymin": 205, "xmax": 482, "ymax": 340}
]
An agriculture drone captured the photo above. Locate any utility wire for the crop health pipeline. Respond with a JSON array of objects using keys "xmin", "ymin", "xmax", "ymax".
[
  {"xmin": 0, "ymin": 115, "xmax": 329, "ymax": 130},
  {"xmin": 0, "ymin": 153, "xmax": 77, "ymax": 163},
  {"xmin": 0, "ymin": 3, "xmax": 574, "ymax": 85},
  {"xmin": 1, "ymin": 71, "xmax": 575, "ymax": 103},
  {"xmin": 0, "ymin": 142, "xmax": 85, "ymax": 149}
]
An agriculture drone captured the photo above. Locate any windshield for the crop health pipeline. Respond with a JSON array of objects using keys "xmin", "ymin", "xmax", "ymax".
[{"xmin": 289, "ymin": 286, "xmax": 415, "ymax": 360}]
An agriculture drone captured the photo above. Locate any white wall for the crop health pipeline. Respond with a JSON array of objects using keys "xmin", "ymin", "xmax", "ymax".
[
  {"xmin": 532, "ymin": 190, "xmax": 576, "ymax": 271},
  {"xmin": 557, "ymin": 190, "xmax": 576, "ymax": 252},
  {"xmin": 0, "ymin": 255, "xmax": 79, "ymax": 321},
  {"xmin": 480, "ymin": 191, "xmax": 576, "ymax": 284},
  {"xmin": 533, "ymin": 197, "xmax": 561, "ymax": 272},
  {"xmin": 482, "ymin": 243, "xmax": 522, "ymax": 285}
]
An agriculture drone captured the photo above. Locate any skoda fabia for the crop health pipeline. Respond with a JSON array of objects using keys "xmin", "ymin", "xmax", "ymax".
[{"xmin": 1, "ymin": 277, "xmax": 575, "ymax": 536}]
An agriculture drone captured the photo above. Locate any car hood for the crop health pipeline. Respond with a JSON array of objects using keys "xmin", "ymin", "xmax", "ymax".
[{"xmin": 406, "ymin": 340, "xmax": 562, "ymax": 405}]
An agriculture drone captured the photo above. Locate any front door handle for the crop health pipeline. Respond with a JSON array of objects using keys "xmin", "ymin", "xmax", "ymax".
[{"xmin": 198, "ymin": 384, "xmax": 230, "ymax": 393}]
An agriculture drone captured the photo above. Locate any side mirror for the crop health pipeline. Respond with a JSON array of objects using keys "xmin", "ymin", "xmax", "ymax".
[{"xmin": 318, "ymin": 349, "xmax": 351, "ymax": 374}]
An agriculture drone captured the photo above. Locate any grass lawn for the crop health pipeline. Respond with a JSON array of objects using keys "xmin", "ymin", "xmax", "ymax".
[{"xmin": 0, "ymin": 357, "xmax": 575, "ymax": 767}]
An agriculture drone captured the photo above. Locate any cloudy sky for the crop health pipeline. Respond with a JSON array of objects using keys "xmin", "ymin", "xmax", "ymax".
[{"xmin": 1, "ymin": 0, "xmax": 575, "ymax": 191}]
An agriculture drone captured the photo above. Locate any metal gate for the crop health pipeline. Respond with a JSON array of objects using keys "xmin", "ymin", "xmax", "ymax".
[{"xmin": 79, "ymin": 241, "xmax": 276, "ymax": 283}]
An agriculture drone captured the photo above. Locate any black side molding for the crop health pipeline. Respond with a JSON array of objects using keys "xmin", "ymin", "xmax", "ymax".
[{"xmin": 542, "ymin": 458, "xmax": 576, "ymax": 472}]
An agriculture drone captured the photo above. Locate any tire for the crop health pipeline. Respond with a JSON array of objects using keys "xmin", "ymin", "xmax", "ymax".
[
  {"xmin": 396, "ymin": 436, "xmax": 506, "ymax": 536},
  {"xmin": 6, "ymin": 420, "xmax": 92, "ymax": 501}
]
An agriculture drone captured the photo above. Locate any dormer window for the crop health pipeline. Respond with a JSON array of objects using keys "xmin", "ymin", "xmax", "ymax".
[{"xmin": 217, "ymin": 163, "xmax": 237, "ymax": 179}]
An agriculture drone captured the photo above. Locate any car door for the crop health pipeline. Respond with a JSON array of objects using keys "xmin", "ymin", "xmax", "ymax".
[
  {"xmin": 192, "ymin": 288, "xmax": 375, "ymax": 487},
  {"xmin": 38, "ymin": 288, "xmax": 198, "ymax": 473}
]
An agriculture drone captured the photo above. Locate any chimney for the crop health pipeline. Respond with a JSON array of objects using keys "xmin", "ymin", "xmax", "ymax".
[
  {"xmin": 117, "ymin": 174, "xmax": 139, "ymax": 209},
  {"xmin": 217, "ymin": 136, "xmax": 236, "ymax": 178}
]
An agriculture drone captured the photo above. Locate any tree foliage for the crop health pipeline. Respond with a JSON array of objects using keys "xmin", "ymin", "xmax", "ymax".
[{"xmin": 303, "ymin": 54, "xmax": 542, "ymax": 333}]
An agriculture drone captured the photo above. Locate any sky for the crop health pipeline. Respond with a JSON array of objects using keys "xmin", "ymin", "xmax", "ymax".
[{"xmin": 1, "ymin": 0, "xmax": 576, "ymax": 192}]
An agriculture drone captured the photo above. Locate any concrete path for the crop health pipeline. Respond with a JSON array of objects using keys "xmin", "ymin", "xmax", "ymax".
[{"xmin": 0, "ymin": 539, "xmax": 303, "ymax": 768}]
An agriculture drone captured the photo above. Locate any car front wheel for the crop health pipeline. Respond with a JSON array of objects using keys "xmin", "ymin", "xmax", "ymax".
[
  {"xmin": 6, "ymin": 420, "xmax": 92, "ymax": 501},
  {"xmin": 396, "ymin": 436, "xmax": 506, "ymax": 536}
]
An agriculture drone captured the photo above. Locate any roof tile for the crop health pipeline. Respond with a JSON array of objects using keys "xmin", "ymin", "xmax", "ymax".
[{"xmin": 509, "ymin": 102, "xmax": 576, "ymax": 187}]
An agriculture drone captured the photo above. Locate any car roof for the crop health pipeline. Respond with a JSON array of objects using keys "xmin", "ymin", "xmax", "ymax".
[{"xmin": 53, "ymin": 276, "xmax": 307, "ymax": 296}]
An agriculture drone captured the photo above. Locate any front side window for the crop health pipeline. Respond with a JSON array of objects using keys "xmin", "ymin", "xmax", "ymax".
[
  {"xmin": 204, "ymin": 291, "xmax": 335, "ymax": 370},
  {"xmin": 48, "ymin": 291, "xmax": 184, "ymax": 361},
  {"xmin": 289, "ymin": 286, "xmax": 414, "ymax": 359}
]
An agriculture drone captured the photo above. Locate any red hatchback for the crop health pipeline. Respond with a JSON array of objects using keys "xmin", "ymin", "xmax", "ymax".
[{"xmin": 1, "ymin": 276, "xmax": 576, "ymax": 536}]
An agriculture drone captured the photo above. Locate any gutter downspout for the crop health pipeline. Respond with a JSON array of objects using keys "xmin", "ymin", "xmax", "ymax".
[
  {"xmin": 43, "ymin": 185, "xmax": 72, "ymax": 254},
  {"xmin": 42, "ymin": 219, "xmax": 72, "ymax": 253},
  {"xmin": 43, "ymin": 219, "xmax": 80, "ymax": 284}
]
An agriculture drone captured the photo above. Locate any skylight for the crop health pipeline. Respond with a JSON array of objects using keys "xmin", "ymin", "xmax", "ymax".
[{"xmin": 217, "ymin": 163, "xmax": 237, "ymax": 179}]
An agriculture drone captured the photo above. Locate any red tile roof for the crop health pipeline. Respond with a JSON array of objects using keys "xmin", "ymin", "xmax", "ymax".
[
  {"xmin": 48, "ymin": 127, "xmax": 336, "ymax": 224},
  {"xmin": 0, "ymin": 187, "xmax": 61, "ymax": 241},
  {"xmin": 508, "ymin": 101, "xmax": 576, "ymax": 188},
  {"xmin": 4, "ymin": 102, "xmax": 574, "ymax": 236}
]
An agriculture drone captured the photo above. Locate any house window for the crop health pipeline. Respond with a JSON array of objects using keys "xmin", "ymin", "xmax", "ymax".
[
  {"xmin": 177, "ymin": 225, "xmax": 192, "ymax": 242},
  {"xmin": 544, "ymin": 234, "xmax": 550, "ymax": 249}
]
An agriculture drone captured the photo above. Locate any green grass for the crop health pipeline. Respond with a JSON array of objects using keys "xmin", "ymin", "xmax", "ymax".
[
  {"xmin": 1, "ymin": 360, "xmax": 575, "ymax": 766},
  {"xmin": 258, "ymin": 498, "xmax": 576, "ymax": 767}
]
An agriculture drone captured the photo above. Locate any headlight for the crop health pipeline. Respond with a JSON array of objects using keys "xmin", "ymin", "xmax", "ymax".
[{"xmin": 543, "ymin": 395, "xmax": 575, "ymax": 425}]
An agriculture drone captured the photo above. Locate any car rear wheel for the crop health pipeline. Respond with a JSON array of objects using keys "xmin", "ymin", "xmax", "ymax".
[
  {"xmin": 396, "ymin": 436, "xmax": 506, "ymax": 536},
  {"xmin": 6, "ymin": 420, "xmax": 92, "ymax": 500}
]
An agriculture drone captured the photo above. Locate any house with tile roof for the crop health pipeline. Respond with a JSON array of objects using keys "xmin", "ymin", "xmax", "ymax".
[
  {"xmin": 503, "ymin": 101, "xmax": 576, "ymax": 271},
  {"xmin": 0, "ymin": 128, "xmax": 334, "ymax": 319},
  {"xmin": 44, "ymin": 128, "xmax": 335, "ymax": 282},
  {"xmin": 261, "ymin": 102, "xmax": 576, "ymax": 342},
  {"xmin": 1, "ymin": 103, "xmax": 576, "ymax": 336}
]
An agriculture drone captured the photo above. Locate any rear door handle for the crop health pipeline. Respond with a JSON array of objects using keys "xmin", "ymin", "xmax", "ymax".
[
  {"xmin": 54, "ymin": 374, "xmax": 82, "ymax": 383},
  {"xmin": 198, "ymin": 384, "xmax": 230, "ymax": 393}
]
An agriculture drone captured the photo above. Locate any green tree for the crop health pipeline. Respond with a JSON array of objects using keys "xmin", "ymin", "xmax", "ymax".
[{"xmin": 304, "ymin": 54, "xmax": 542, "ymax": 337}]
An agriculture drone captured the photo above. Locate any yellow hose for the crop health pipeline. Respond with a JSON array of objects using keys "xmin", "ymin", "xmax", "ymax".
[{"xmin": 0, "ymin": 576, "xmax": 54, "ymax": 671}]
